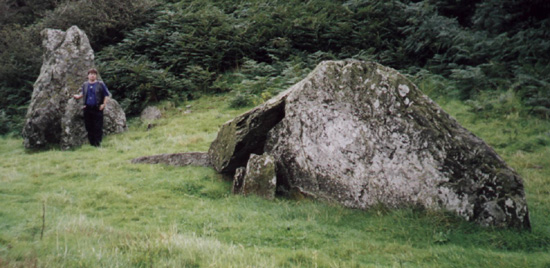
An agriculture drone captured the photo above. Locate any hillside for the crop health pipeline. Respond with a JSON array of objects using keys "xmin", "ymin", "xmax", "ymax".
[
  {"xmin": 1, "ymin": 0, "xmax": 549, "ymax": 134},
  {"xmin": 1, "ymin": 0, "xmax": 549, "ymax": 265},
  {"xmin": 1, "ymin": 94, "xmax": 549, "ymax": 267}
]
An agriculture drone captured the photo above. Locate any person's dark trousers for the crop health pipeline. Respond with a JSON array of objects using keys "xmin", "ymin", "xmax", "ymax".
[{"xmin": 83, "ymin": 105, "xmax": 104, "ymax": 147}]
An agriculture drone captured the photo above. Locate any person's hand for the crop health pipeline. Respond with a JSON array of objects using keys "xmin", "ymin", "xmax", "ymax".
[
  {"xmin": 100, "ymin": 104, "xmax": 106, "ymax": 111},
  {"xmin": 73, "ymin": 94, "xmax": 81, "ymax": 99}
]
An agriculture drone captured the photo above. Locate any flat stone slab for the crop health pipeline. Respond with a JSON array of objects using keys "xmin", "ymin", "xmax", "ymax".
[{"xmin": 131, "ymin": 152, "xmax": 211, "ymax": 167}]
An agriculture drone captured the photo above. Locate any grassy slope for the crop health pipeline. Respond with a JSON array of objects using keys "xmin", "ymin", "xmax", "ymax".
[{"xmin": 1, "ymin": 95, "xmax": 549, "ymax": 267}]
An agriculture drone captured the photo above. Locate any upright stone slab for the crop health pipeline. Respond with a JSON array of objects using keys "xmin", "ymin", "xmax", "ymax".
[
  {"xmin": 22, "ymin": 26, "xmax": 127, "ymax": 149},
  {"xmin": 238, "ymin": 154, "xmax": 277, "ymax": 200},
  {"xmin": 209, "ymin": 60, "xmax": 531, "ymax": 229},
  {"xmin": 23, "ymin": 26, "xmax": 94, "ymax": 148}
]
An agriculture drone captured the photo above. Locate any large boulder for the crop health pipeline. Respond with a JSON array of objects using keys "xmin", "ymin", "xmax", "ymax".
[
  {"xmin": 209, "ymin": 60, "xmax": 531, "ymax": 229},
  {"xmin": 22, "ymin": 26, "xmax": 126, "ymax": 149}
]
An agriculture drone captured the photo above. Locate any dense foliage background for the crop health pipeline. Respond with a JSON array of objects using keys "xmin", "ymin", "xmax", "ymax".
[{"xmin": 1, "ymin": 0, "xmax": 549, "ymax": 134}]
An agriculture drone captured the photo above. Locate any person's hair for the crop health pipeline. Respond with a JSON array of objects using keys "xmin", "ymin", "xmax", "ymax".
[{"xmin": 87, "ymin": 68, "xmax": 98, "ymax": 75}]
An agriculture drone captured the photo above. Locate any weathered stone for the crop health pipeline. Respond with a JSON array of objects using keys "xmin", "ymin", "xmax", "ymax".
[
  {"xmin": 140, "ymin": 106, "xmax": 162, "ymax": 121},
  {"xmin": 209, "ymin": 60, "xmax": 531, "ymax": 229},
  {"xmin": 102, "ymin": 99, "xmax": 128, "ymax": 136},
  {"xmin": 131, "ymin": 152, "xmax": 211, "ymax": 167},
  {"xmin": 22, "ymin": 26, "xmax": 127, "ymax": 149},
  {"xmin": 239, "ymin": 154, "xmax": 277, "ymax": 200},
  {"xmin": 59, "ymin": 98, "xmax": 87, "ymax": 149},
  {"xmin": 23, "ymin": 26, "xmax": 94, "ymax": 148},
  {"xmin": 208, "ymin": 92, "xmax": 287, "ymax": 174}
]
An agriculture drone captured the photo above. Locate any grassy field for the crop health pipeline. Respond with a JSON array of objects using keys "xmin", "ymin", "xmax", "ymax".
[{"xmin": 1, "ymin": 94, "xmax": 549, "ymax": 267}]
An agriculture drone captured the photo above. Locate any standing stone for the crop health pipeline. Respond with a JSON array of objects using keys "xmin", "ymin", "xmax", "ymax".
[
  {"xmin": 22, "ymin": 26, "xmax": 127, "ymax": 149},
  {"xmin": 22, "ymin": 26, "xmax": 93, "ymax": 148}
]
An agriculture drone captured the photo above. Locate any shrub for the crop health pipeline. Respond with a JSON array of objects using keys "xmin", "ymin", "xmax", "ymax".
[
  {"xmin": 40, "ymin": 0, "xmax": 158, "ymax": 50},
  {"xmin": 97, "ymin": 52, "xmax": 187, "ymax": 115},
  {"xmin": 182, "ymin": 65, "xmax": 217, "ymax": 97},
  {"xmin": 229, "ymin": 93, "xmax": 254, "ymax": 108}
]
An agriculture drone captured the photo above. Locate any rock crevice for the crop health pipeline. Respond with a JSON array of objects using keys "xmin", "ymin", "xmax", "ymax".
[{"xmin": 208, "ymin": 93, "xmax": 286, "ymax": 174}]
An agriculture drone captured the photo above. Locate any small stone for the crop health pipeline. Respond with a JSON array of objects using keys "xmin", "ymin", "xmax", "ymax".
[
  {"xmin": 140, "ymin": 106, "xmax": 162, "ymax": 121},
  {"xmin": 240, "ymin": 154, "xmax": 277, "ymax": 200}
]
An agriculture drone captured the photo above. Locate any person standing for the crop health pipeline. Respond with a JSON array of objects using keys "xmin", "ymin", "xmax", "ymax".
[{"xmin": 73, "ymin": 68, "xmax": 111, "ymax": 147}]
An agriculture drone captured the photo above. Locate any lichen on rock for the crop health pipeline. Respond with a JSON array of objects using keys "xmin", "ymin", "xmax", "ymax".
[
  {"xmin": 209, "ymin": 60, "xmax": 531, "ymax": 229},
  {"xmin": 22, "ymin": 26, "xmax": 127, "ymax": 150},
  {"xmin": 233, "ymin": 154, "xmax": 277, "ymax": 200}
]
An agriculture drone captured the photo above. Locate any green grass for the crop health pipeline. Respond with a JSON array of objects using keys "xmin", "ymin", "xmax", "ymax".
[{"xmin": 1, "ymin": 94, "xmax": 549, "ymax": 267}]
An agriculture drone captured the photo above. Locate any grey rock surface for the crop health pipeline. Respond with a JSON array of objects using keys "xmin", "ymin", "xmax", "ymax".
[
  {"xmin": 60, "ymin": 98, "xmax": 88, "ymax": 149},
  {"xmin": 23, "ymin": 26, "xmax": 94, "ymax": 148},
  {"xmin": 22, "ymin": 26, "xmax": 126, "ymax": 149},
  {"xmin": 208, "ymin": 92, "xmax": 286, "ymax": 173},
  {"xmin": 209, "ymin": 60, "xmax": 531, "ymax": 229},
  {"xmin": 237, "ymin": 154, "xmax": 277, "ymax": 200},
  {"xmin": 102, "ymin": 99, "xmax": 128, "ymax": 136}
]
